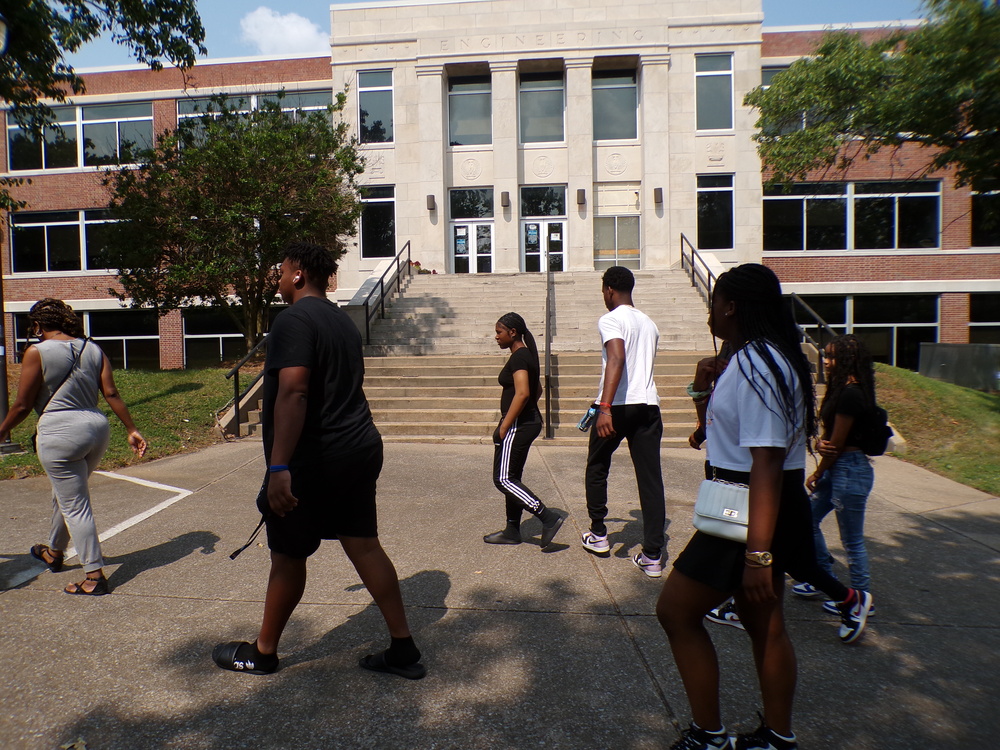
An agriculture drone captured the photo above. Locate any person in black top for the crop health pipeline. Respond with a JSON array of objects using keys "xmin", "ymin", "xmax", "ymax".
[
  {"xmin": 213, "ymin": 242, "xmax": 424, "ymax": 679},
  {"xmin": 483, "ymin": 312, "xmax": 564, "ymax": 548},
  {"xmin": 797, "ymin": 334, "xmax": 878, "ymax": 600}
]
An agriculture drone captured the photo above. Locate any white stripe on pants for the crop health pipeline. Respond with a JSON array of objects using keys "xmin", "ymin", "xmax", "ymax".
[{"xmin": 37, "ymin": 410, "xmax": 111, "ymax": 573}]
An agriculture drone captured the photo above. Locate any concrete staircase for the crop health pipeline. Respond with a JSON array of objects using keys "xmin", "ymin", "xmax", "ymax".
[
  {"xmin": 365, "ymin": 350, "xmax": 715, "ymax": 446},
  {"xmin": 363, "ymin": 270, "xmax": 710, "ymax": 355}
]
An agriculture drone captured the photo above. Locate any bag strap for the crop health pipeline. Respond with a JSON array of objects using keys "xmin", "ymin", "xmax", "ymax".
[{"xmin": 37, "ymin": 339, "xmax": 89, "ymax": 416}]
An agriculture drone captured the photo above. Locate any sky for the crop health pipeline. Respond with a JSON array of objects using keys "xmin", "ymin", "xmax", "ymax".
[{"xmin": 62, "ymin": 0, "xmax": 926, "ymax": 71}]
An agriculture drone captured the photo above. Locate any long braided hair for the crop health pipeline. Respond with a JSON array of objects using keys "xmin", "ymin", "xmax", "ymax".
[
  {"xmin": 821, "ymin": 334, "xmax": 877, "ymax": 429},
  {"xmin": 28, "ymin": 298, "xmax": 85, "ymax": 339},
  {"xmin": 714, "ymin": 264, "xmax": 817, "ymax": 443},
  {"xmin": 497, "ymin": 312, "xmax": 541, "ymax": 402}
]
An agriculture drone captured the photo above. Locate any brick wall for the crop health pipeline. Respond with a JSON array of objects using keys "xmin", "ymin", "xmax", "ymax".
[
  {"xmin": 158, "ymin": 309, "xmax": 184, "ymax": 369},
  {"xmin": 939, "ymin": 293, "xmax": 970, "ymax": 344}
]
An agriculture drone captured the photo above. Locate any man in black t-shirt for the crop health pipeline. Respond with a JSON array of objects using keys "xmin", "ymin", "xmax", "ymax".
[{"xmin": 213, "ymin": 242, "xmax": 425, "ymax": 679}]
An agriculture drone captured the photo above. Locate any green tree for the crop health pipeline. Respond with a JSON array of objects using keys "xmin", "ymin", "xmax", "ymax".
[
  {"xmin": 745, "ymin": 0, "xmax": 1000, "ymax": 190},
  {"xmin": 101, "ymin": 93, "xmax": 364, "ymax": 348},
  {"xmin": 0, "ymin": 0, "xmax": 206, "ymax": 211}
]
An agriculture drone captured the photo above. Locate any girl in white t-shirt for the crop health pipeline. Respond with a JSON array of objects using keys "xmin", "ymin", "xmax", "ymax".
[{"xmin": 654, "ymin": 264, "xmax": 837, "ymax": 750}]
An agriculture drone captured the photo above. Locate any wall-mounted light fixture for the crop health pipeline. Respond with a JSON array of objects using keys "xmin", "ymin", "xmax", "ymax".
[
  {"xmin": 426, "ymin": 194, "xmax": 436, "ymax": 211},
  {"xmin": 500, "ymin": 191, "xmax": 510, "ymax": 208},
  {"xmin": 653, "ymin": 187, "xmax": 663, "ymax": 205},
  {"xmin": 576, "ymin": 188, "xmax": 586, "ymax": 206}
]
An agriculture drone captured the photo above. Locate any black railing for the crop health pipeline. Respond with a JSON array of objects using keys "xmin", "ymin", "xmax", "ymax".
[
  {"xmin": 679, "ymin": 233, "xmax": 715, "ymax": 305},
  {"xmin": 362, "ymin": 241, "xmax": 412, "ymax": 344},
  {"xmin": 220, "ymin": 334, "xmax": 268, "ymax": 436}
]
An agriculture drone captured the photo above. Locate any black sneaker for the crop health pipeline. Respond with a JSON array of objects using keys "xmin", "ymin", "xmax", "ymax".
[
  {"xmin": 837, "ymin": 589, "xmax": 873, "ymax": 643},
  {"xmin": 735, "ymin": 716, "xmax": 797, "ymax": 750},
  {"xmin": 705, "ymin": 600, "xmax": 745, "ymax": 631},
  {"xmin": 671, "ymin": 723, "xmax": 734, "ymax": 750}
]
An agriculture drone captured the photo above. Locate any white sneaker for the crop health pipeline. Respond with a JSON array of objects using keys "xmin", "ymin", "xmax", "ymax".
[
  {"xmin": 581, "ymin": 531, "xmax": 610, "ymax": 555},
  {"xmin": 791, "ymin": 582, "xmax": 823, "ymax": 598},
  {"xmin": 632, "ymin": 552, "xmax": 663, "ymax": 578}
]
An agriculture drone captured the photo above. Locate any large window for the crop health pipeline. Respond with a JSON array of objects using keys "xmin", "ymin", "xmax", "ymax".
[
  {"xmin": 9, "ymin": 210, "xmax": 116, "ymax": 273},
  {"xmin": 13, "ymin": 310, "xmax": 159, "ymax": 369},
  {"xmin": 592, "ymin": 70, "xmax": 637, "ymax": 140},
  {"xmin": 970, "ymin": 294, "xmax": 1000, "ymax": 344},
  {"xmin": 358, "ymin": 71, "xmax": 393, "ymax": 144},
  {"xmin": 697, "ymin": 175, "xmax": 734, "ymax": 250},
  {"xmin": 695, "ymin": 54, "xmax": 733, "ymax": 131},
  {"xmin": 519, "ymin": 72, "xmax": 564, "ymax": 143},
  {"xmin": 360, "ymin": 186, "xmax": 396, "ymax": 259},
  {"xmin": 8, "ymin": 103, "xmax": 152, "ymax": 172},
  {"xmin": 448, "ymin": 76, "xmax": 491, "ymax": 146},
  {"xmin": 594, "ymin": 216, "xmax": 640, "ymax": 270},
  {"xmin": 972, "ymin": 183, "xmax": 1000, "ymax": 247},
  {"xmin": 764, "ymin": 181, "xmax": 941, "ymax": 251}
]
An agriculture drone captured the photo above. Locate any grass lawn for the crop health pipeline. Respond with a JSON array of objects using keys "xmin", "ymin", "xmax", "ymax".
[
  {"xmin": 876, "ymin": 364, "xmax": 1000, "ymax": 497},
  {"xmin": 1, "ymin": 365, "xmax": 235, "ymax": 481}
]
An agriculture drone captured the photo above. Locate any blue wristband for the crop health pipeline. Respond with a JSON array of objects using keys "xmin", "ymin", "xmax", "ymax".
[{"xmin": 268, "ymin": 464, "xmax": 289, "ymax": 473}]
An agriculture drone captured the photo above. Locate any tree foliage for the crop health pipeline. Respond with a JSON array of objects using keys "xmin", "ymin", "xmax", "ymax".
[
  {"xmin": 745, "ymin": 0, "xmax": 1000, "ymax": 190},
  {"xmin": 102, "ymin": 93, "xmax": 364, "ymax": 347},
  {"xmin": 0, "ymin": 0, "xmax": 206, "ymax": 211}
]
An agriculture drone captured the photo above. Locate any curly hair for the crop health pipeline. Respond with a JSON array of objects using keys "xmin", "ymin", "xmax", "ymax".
[
  {"xmin": 601, "ymin": 266, "xmax": 635, "ymax": 293},
  {"xmin": 821, "ymin": 334, "xmax": 877, "ymax": 421},
  {"xmin": 28, "ymin": 298, "xmax": 84, "ymax": 338},
  {"xmin": 283, "ymin": 241, "xmax": 338, "ymax": 291}
]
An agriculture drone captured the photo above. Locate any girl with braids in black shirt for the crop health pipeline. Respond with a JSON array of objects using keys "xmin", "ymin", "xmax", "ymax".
[{"xmin": 483, "ymin": 312, "xmax": 564, "ymax": 548}]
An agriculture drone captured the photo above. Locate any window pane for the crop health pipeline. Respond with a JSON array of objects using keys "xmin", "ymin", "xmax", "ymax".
[
  {"xmin": 8, "ymin": 129, "xmax": 42, "ymax": 171},
  {"xmin": 521, "ymin": 187, "xmax": 565, "ymax": 216},
  {"xmin": 761, "ymin": 67, "xmax": 787, "ymax": 86},
  {"xmin": 520, "ymin": 89, "xmax": 564, "ymax": 142},
  {"xmin": 970, "ymin": 326, "xmax": 1000, "ymax": 344},
  {"xmin": 697, "ymin": 55, "xmax": 732, "ymax": 73},
  {"xmin": 972, "ymin": 193, "xmax": 1000, "ymax": 246},
  {"xmin": 697, "ymin": 175, "xmax": 732, "ymax": 189},
  {"xmin": 795, "ymin": 295, "xmax": 846, "ymax": 325},
  {"xmin": 12, "ymin": 226, "xmax": 46, "ymax": 272},
  {"xmin": 594, "ymin": 217, "xmax": 617, "ymax": 261},
  {"xmin": 806, "ymin": 198, "xmax": 846, "ymax": 249},
  {"xmin": 698, "ymin": 191, "xmax": 733, "ymax": 249},
  {"xmin": 360, "ymin": 90, "xmax": 393, "ymax": 143},
  {"xmin": 184, "ymin": 308, "xmax": 242, "ymax": 335},
  {"xmin": 119, "ymin": 120, "xmax": 153, "ymax": 162},
  {"xmin": 854, "ymin": 198, "xmax": 894, "ymax": 249},
  {"xmin": 854, "ymin": 327, "xmax": 893, "ymax": 365},
  {"xmin": 450, "ymin": 189, "xmax": 494, "ymax": 219},
  {"xmin": 185, "ymin": 338, "xmax": 222, "ymax": 368},
  {"xmin": 897, "ymin": 326, "xmax": 937, "ymax": 371},
  {"xmin": 125, "ymin": 339, "xmax": 160, "ymax": 370},
  {"xmin": 476, "ymin": 225, "xmax": 492, "ymax": 273},
  {"xmin": 449, "ymin": 92, "xmax": 491, "ymax": 146},
  {"xmin": 360, "ymin": 186, "xmax": 394, "ymax": 200},
  {"xmin": 12, "ymin": 211, "xmax": 78, "ymax": 224},
  {"xmin": 897, "ymin": 196, "xmax": 939, "ymax": 248},
  {"xmin": 44, "ymin": 124, "xmax": 78, "ymax": 168},
  {"xmin": 854, "ymin": 295, "xmax": 937, "ymax": 324},
  {"xmin": 593, "ymin": 87, "xmax": 637, "ymax": 140},
  {"xmin": 359, "ymin": 70, "xmax": 392, "ymax": 88},
  {"xmin": 855, "ymin": 181, "xmax": 938, "ymax": 194},
  {"xmin": 361, "ymin": 202, "xmax": 395, "ymax": 258},
  {"xmin": 971, "ymin": 294, "xmax": 1000, "ymax": 322},
  {"xmin": 617, "ymin": 216, "xmax": 640, "ymax": 268},
  {"xmin": 47, "ymin": 225, "xmax": 82, "ymax": 271},
  {"xmin": 85, "ymin": 221, "xmax": 114, "ymax": 269},
  {"xmin": 222, "ymin": 337, "xmax": 248, "ymax": 363},
  {"xmin": 88, "ymin": 310, "xmax": 158, "ymax": 336},
  {"xmin": 96, "ymin": 340, "xmax": 125, "ymax": 369},
  {"xmin": 83, "ymin": 103, "xmax": 151, "ymax": 120},
  {"xmin": 763, "ymin": 200, "xmax": 804, "ymax": 251},
  {"xmin": 696, "ymin": 75, "xmax": 732, "ymax": 130},
  {"xmin": 83, "ymin": 121, "xmax": 119, "ymax": 166}
]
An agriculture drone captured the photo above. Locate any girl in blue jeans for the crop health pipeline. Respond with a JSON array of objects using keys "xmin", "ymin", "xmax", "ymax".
[{"xmin": 804, "ymin": 335, "xmax": 877, "ymax": 595}]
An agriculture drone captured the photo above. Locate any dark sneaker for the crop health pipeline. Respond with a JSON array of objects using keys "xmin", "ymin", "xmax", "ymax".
[
  {"xmin": 837, "ymin": 589, "xmax": 873, "ymax": 643},
  {"xmin": 791, "ymin": 582, "xmax": 823, "ymax": 598},
  {"xmin": 671, "ymin": 723, "xmax": 734, "ymax": 750},
  {"xmin": 735, "ymin": 716, "xmax": 797, "ymax": 750},
  {"xmin": 823, "ymin": 599, "xmax": 875, "ymax": 617},
  {"xmin": 705, "ymin": 600, "xmax": 744, "ymax": 631},
  {"xmin": 632, "ymin": 552, "xmax": 663, "ymax": 578},
  {"xmin": 581, "ymin": 530, "xmax": 610, "ymax": 555}
]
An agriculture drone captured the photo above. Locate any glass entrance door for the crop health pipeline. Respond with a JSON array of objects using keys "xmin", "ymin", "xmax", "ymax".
[
  {"xmin": 452, "ymin": 222, "xmax": 493, "ymax": 273},
  {"xmin": 522, "ymin": 220, "xmax": 564, "ymax": 272}
]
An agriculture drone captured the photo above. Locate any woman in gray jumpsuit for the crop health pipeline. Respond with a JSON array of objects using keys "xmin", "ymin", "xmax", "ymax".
[{"xmin": 0, "ymin": 298, "xmax": 147, "ymax": 595}]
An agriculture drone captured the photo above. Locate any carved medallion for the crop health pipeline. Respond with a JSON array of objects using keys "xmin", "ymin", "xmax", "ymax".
[
  {"xmin": 461, "ymin": 158, "xmax": 482, "ymax": 181},
  {"xmin": 605, "ymin": 153, "xmax": 627, "ymax": 175},
  {"xmin": 532, "ymin": 155, "xmax": 554, "ymax": 178}
]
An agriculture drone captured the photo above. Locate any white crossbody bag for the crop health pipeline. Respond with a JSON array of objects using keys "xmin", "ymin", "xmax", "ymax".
[{"xmin": 692, "ymin": 476, "xmax": 749, "ymax": 543}]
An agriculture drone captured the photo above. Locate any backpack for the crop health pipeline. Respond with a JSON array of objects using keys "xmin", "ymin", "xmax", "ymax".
[{"xmin": 858, "ymin": 405, "xmax": 893, "ymax": 456}]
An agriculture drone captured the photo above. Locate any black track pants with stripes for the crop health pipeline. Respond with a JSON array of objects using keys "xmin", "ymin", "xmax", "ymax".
[{"xmin": 493, "ymin": 416, "xmax": 545, "ymax": 524}]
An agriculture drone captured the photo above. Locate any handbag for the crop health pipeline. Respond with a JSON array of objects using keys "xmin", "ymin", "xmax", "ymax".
[
  {"xmin": 693, "ymin": 476, "xmax": 749, "ymax": 543},
  {"xmin": 32, "ymin": 340, "xmax": 88, "ymax": 452}
]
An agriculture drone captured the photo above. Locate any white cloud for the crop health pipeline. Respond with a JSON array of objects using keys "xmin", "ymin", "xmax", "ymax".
[{"xmin": 240, "ymin": 7, "xmax": 329, "ymax": 56}]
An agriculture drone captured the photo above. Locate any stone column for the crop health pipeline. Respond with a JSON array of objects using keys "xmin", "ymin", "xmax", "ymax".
[
  {"xmin": 565, "ymin": 56, "xmax": 594, "ymax": 272},
  {"xmin": 415, "ymin": 63, "xmax": 448, "ymax": 273},
  {"xmin": 490, "ymin": 60, "xmax": 519, "ymax": 272},
  {"xmin": 639, "ymin": 53, "xmax": 672, "ymax": 268}
]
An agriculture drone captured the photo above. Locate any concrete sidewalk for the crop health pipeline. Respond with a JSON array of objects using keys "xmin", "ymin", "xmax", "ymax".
[{"xmin": 1, "ymin": 438, "xmax": 998, "ymax": 749}]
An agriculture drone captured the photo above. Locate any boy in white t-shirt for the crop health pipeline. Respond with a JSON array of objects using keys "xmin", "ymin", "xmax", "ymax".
[{"xmin": 581, "ymin": 266, "xmax": 667, "ymax": 578}]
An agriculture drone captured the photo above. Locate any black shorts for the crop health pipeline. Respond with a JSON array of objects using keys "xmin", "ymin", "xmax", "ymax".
[
  {"xmin": 673, "ymin": 467, "xmax": 814, "ymax": 593},
  {"xmin": 258, "ymin": 439, "xmax": 383, "ymax": 558}
]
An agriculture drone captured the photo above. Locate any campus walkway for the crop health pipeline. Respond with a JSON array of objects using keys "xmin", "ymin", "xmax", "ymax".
[{"xmin": 2, "ymin": 438, "xmax": 998, "ymax": 749}]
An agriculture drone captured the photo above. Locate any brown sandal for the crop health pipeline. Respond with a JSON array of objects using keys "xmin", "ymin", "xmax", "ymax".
[
  {"xmin": 64, "ymin": 574, "xmax": 109, "ymax": 596},
  {"xmin": 30, "ymin": 544, "xmax": 64, "ymax": 573}
]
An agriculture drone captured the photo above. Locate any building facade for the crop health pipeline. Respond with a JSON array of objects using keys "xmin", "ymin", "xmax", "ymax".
[{"xmin": 2, "ymin": 0, "xmax": 998, "ymax": 371}]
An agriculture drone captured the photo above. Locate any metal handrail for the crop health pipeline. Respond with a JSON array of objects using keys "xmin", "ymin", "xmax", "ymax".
[
  {"xmin": 679, "ymin": 233, "xmax": 716, "ymax": 305},
  {"xmin": 220, "ymin": 333, "xmax": 268, "ymax": 434},
  {"xmin": 362, "ymin": 241, "xmax": 412, "ymax": 344}
]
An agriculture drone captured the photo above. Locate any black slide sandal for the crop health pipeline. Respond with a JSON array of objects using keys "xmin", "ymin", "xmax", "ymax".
[{"xmin": 359, "ymin": 650, "xmax": 426, "ymax": 680}]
